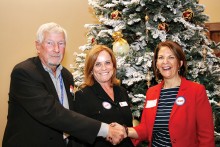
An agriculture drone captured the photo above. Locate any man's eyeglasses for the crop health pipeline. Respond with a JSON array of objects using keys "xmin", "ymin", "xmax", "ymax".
[{"xmin": 44, "ymin": 40, "xmax": 66, "ymax": 48}]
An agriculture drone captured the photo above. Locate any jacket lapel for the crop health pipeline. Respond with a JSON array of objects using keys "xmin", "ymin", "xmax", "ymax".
[
  {"xmin": 61, "ymin": 70, "xmax": 75, "ymax": 110},
  {"xmin": 151, "ymin": 83, "xmax": 163, "ymax": 125},
  {"xmin": 34, "ymin": 57, "xmax": 59, "ymax": 101},
  {"xmin": 90, "ymin": 82, "xmax": 117, "ymax": 106},
  {"xmin": 34, "ymin": 57, "xmax": 75, "ymax": 110},
  {"xmin": 170, "ymin": 77, "xmax": 187, "ymax": 119}
]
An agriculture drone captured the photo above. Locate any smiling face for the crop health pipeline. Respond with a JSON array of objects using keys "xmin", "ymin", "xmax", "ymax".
[
  {"xmin": 36, "ymin": 31, "xmax": 66, "ymax": 71},
  {"xmin": 92, "ymin": 50, "xmax": 114, "ymax": 85},
  {"xmin": 156, "ymin": 46, "xmax": 183, "ymax": 80}
]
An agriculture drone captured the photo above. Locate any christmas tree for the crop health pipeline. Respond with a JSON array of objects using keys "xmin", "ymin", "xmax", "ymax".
[{"xmin": 70, "ymin": 0, "xmax": 220, "ymax": 145}]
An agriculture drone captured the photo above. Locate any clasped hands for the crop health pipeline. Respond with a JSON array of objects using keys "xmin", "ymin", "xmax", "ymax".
[{"xmin": 106, "ymin": 122, "xmax": 127, "ymax": 145}]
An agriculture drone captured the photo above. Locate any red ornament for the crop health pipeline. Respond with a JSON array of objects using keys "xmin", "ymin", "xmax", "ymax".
[
  {"xmin": 91, "ymin": 38, "xmax": 95, "ymax": 44},
  {"xmin": 111, "ymin": 14, "xmax": 116, "ymax": 19},
  {"xmin": 111, "ymin": 10, "xmax": 121, "ymax": 20},
  {"xmin": 182, "ymin": 9, "xmax": 194, "ymax": 21},
  {"xmin": 91, "ymin": 37, "xmax": 97, "ymax": 45},
  {"xmin": 158, "ymin": 22, "xmax": 169, "ymax": 32}
]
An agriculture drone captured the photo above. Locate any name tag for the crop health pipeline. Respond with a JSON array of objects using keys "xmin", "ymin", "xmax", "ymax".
[
  {"xmin": 145, "ymin": 99, "xmax": 157, "ymax": 108},
  {"xmin": 119, "ymin": 101, "xmax": 128, "ymax": 107}
]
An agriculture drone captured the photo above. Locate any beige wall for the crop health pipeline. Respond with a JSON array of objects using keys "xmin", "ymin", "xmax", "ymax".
[
  {"xmin": 0, "ymin": 0, "xmax": 219, "ymax": 144},
  {"xmin": 200, "ymin": 0, "xmax": 220, "ymax": 22}
]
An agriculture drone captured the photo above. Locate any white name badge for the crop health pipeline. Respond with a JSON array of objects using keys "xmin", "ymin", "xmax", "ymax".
[
  {"xmin": 145, "ymin": 99, "xmax": 157, "ymax": 108},
  {"xmin": 119, "ymin": 101, "xmax": 128, "ymax": 107}
]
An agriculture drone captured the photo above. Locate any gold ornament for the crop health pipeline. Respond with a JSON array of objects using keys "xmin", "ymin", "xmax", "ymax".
[
  {"xmin": 111, "ymin": 10, "xmax": 121, "ymax": 20},
  {"xmin": 112, "ymin": 31, "xmax": 130, "ymax": 56},
  {"xmin": 145, "ymin": 15, "xmax": 149, "ymax": 21},
  {"xmin": 182, "ymin": 9, "xmax": 194, "ymax": 21},
  {"xmin": 202, "ymin": 48, "xmax": 207, "ymax": 63},
  {"xmin": 158, "ymin": 22, "xmax": 169, "ymax": 32},
  {"xmin": 146, "ymin": 29, "xmax": 149, "ymax": 35},
  {"xmin": 146, "ymin": 71, "xmax": 152, "ymax": 87}
]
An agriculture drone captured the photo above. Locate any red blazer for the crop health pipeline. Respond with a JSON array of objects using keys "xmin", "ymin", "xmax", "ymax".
[{"xmin": 134, "ymin": 77, "xmax": 215, "ymax": 147}]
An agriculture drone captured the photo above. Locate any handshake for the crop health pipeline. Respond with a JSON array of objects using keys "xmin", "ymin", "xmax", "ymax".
[{"xmin": 106, "ymin": 122, "xmax": 128, "ymax": 145}]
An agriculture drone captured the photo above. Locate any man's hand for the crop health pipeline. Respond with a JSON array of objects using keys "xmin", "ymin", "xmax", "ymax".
[{"xmin": 106, "ymin": 122, "xmax": 127, "ymax": 145}]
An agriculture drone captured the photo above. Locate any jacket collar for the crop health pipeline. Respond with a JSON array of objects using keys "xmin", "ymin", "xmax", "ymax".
[
  {"xmin": 90, "ymin": 82, "xmax": 119, "ymax": 106},
  {"xmin": 149, "ymin": 77, "xmax": 188, "ymax": 119},
  {"xmin": 170, "ymin": 77, "xmax": 188, "ymax": 119}
]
